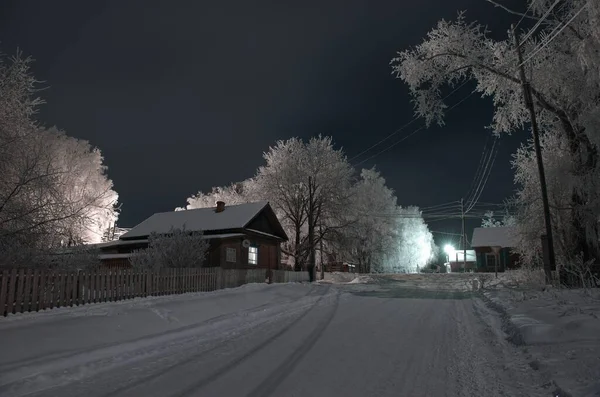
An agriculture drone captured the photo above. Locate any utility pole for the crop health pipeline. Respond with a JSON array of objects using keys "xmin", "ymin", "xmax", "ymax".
[
  {"xmin": 461, "ymin": 198, "xmax": 467, "ymax": 271},
  {"xmin": 512, "ymin": 25, "xmax": 555, "ymax": 283}
]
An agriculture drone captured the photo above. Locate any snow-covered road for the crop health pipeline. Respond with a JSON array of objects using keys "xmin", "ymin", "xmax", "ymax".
[{"xmin": 0, "ymin": 279, "xmax": 549, "ymax": 397}]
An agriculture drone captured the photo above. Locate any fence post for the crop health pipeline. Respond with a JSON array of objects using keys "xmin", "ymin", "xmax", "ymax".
[
  {"xmin": 7, "ymin": 269, "xmax": 17, "ymax": 314},
  {"xmin": 0, "ymin": 270, "xmax": 8, "ymax": 316},
  {"xmin": 31, "ymin": 270, "xmax": 40, "ymax": 312},
  {"xmin": 15, "ymin": 268, "xmax": 26, "ymax": 313},
  {"xmin": 65, "ymin": 271, "xmax": 73, "ymax": 307}
]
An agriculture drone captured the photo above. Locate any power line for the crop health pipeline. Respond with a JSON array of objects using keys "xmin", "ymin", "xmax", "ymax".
[
  {"xmin": 466, "ymin": 142, "xmax": 500, "ymax": 213},
  {"xmin": 517, "ymin": 0, "xmax": 563, "ymax": 46},
  {"xmin": 419, "ymin": 203, "xmax": 459, "ymax": 212},
  {"xmin": 347, "ymin": 80, "xmax": 472, "ymax": 164},
  {"xmin": 519, "ymin": 3, "xmax": 587, "ymax": 68},
  {"xmin": 430, "ymin": 230, "xmax": 463, "ymax": 236},
  {"xmin": 353, "ymin": 89, "xmax": 478, "ymax": 168},
  {"xmin": 513, "ymin": 0, "xmax": 537, "ymax": 31},
  {"xmin": 465, "ymin": 137, "xmax": 499, "ymax": 211},
  {"xmin": 463, "ymin": 133, "xmax": 493, "ymax": 203},
  {"xmin": 325, "ymin": 0, "xmax": 583, "ymax": 201},
  {"xmin": 471, "ymin": 201, "xmax": 509, "ymax": 207},
  {"xmin": 348, "ymin": 2, "xmax": 582, "ymax": 171}
]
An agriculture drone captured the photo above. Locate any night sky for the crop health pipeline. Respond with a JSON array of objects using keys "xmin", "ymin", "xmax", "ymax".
[{"xmin": 1, "ymin": 0, "xmax": 527, "ymax": 246}]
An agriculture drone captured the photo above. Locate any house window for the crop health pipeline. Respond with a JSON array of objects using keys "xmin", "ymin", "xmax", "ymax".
[
  {"xmin": 248, "ymin": 246, "xmax": 258, "ymax": 265},
  {"xmin": 486, "ymin": 253, "xmax": 496, "ymax": 268},
  {"xmin": 226, "ymin": 247, "xmax": 237, "ymax": 263}
]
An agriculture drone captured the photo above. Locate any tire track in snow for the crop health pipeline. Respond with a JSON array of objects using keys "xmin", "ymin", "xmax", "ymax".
[
  {"xmin": 171, "ymin": 285, "xmax": 335, "ymax": 397},
  {"xmin": 0, "ymin": 284, "xmax": 316, "ymax": 373},
  {"xmin": 245, "ymin": 289, "xmax": 341, "ymax": 397},
  {"xmin": 0, "ymin": 286, "xmax": 320, "ymax": 397},
  {"xmin": 89, "ymin": 285, "xmax": 329, "ymax": 397}
]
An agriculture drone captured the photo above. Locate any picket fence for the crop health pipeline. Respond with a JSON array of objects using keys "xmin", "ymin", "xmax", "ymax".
[{"xmin": 0, "ymin": 267, "xmax": 309, "ymax": 317}]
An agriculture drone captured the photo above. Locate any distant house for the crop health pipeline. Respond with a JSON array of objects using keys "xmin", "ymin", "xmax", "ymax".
[
  {"xmin": 322, "ymin": 262, "xmax": 355, "ymax": 273},
  {"xmin": 471, "ymin": 226, "xmax": 519, "ymax": 272},
  {"xmin": 446, "ymin": 250, "xmax": 476, "ymax": 272},
  {"xmin": 96, "ymin": 201, "xmax": 288, "ymax": 270}
]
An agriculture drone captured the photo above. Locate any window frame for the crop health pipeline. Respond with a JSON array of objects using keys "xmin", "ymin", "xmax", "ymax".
[
  {"xmin": 226, "ymin": 247, "xmax": 237, "ymax": 263},
  {"xmin": 248, "ymin": 246, "xmax": 258, "ymax": 265}
]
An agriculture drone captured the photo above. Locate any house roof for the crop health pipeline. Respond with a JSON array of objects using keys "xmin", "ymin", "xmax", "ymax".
[
  {"xmin": 120, "ymin": 201, "xmax": 286, "ymax": 240},
  {"xmin": 471, "ymin": 227, "xmax": 518, "ymax": 248}
]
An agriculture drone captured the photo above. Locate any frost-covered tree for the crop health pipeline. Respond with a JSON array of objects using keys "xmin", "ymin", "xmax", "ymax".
[
  {"xmin": 0, "ymin": 50, "xmax": 119, "ymax": 267},
  {"xmin": 1, "ymin": 126, "xmax": 119, "ymax": 249},
  {"xmin": 340, "ymin": 168, "xmax": 398, "ymax": 273},
  {"xmin": 391, "ymin": 0, "xmax": 600, "ymax": 262},
  {"xmin": 44, "ymin": 128, "xmax": 119, "ymax": 245},
  {"xmin": 481, "ymin": 209, "xmax": 517, "ymax": 228},
  {"xmin": 254, "ymin": 136, "xmax": 354, "ymax": 278},
  {"xmin": 511, "ymin": 128, "xmax": 588, "ymax": 264},
  {"xmin": 178, "ymin": 181, "xmax": 254, "ymax": 211},
  {"xmin": 254, "ymin": 138, "xmax": 310, "ymax": 271},
  {"xmin": 129, "ymin": 227, "xmax": 209, "ymax": 270},
  {"xmin": 385, "ymin": 207, "xmax": 436, "ymax": 273}
]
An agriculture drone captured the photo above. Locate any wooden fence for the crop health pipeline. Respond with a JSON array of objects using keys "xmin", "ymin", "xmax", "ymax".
[{"xmin": 0, "ymin": 268, "xmax": 309, "ymax": 317}]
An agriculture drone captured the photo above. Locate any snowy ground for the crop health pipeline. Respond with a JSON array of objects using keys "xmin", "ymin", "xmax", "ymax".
[
  {"xmin": 0, "ymin": 276, "xmax": 572, "ymax": 397},
  {"xmin": 483, "ymin": 284, "xmax": 600, "ymax": 397}
]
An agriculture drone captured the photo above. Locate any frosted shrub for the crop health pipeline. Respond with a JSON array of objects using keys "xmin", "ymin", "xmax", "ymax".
[{"xmin": 130, "ymin": 227, "xmax": 209, "ymax": 271}]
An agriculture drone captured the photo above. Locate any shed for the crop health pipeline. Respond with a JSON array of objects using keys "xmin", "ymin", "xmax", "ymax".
[
  {"xmin": 471, "ymin": 227, "xmax": 519, "ymax": 272},
  {"xmin": 446, "ymin": 249, "xmax": 476, "ymax": 272}
]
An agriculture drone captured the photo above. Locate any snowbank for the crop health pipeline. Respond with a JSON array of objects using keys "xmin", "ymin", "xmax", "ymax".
[
  {"xmin": 0, "ymin": 282, "xmax": 274, "ymax": 328},
  {"xmin": 0, "ymin": 282, "xmax": 332, "ymax": 397},
  {"xmin": 483, "ymin": 287, "xmax": 600, "ymax": 396},
  {"xmin": 347, "ymin": 275, "xmax": 374, "ymax": 284},
  {"xmin": 382, "ymin": 273, "xmax": 480, "ymax": 291},
  {"xmin": 318, "ymin": 272, "xmax": 359, "ymax": 284}
]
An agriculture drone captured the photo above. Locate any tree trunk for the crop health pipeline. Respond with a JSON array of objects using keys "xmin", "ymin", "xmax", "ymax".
[
  {"xmin": 319, "ymin": 224, "xmax": 325, "ymax": 280},
  {"xmin": 565, "ymin": 127, "xmax": 600, "ymax": 265},
  {"xmin": 294, "ymin": 225, "xmax": 302, "ymax": 271},
  {"xmin": 307, "ymin": 176, "xmax": 316, "ymax": 282}
]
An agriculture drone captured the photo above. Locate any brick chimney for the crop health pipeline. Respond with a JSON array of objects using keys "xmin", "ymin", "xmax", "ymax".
[{"xmin": 216, "ymin": 201, "xmax": 225, "ymax": 213}]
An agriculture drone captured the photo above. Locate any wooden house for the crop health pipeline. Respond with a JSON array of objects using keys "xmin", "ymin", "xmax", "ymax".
[
  {"xmin": 471, "ymin": 226, "xmax": 519, "ymax": 272},
  {"xmin": 96, "ymin": 201, "xmax": 288, "ymax": 270}
]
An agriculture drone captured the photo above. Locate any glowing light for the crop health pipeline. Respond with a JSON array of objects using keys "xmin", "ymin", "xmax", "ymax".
[
  {"xmin": 444, "ymin": 244, "xmax": 455, "ymax": 255},
  {"xmin": 416, "ymin": 234, "xmax": 434, "ymax": 269}
]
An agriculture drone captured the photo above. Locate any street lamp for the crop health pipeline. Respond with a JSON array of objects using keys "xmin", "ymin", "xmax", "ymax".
[
  {"xmin": 444, "ymin": 244, "xmax": 455, "ymax": 257},
  {"xmin": 444, "ymin": 244, "xmax": 454, "ymax": 271}
]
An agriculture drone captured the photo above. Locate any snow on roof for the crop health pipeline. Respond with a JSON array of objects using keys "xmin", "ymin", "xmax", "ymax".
[
  {"xmin": 91, "ymin": 239, "xmax": 149, "ymax": 249},
  {"xmin": 245, "ymin": 228, "xmax": 285, "ymax": 240},
  {"xmin": 447, "ymin": 250, "xmax": 476, "ymax": 263},
  {"xmin": 120, "ymin": 201, "xmax": 269, "ymax": 240},
  {"xmin": 471, "ymin": 226, "xmax": 518, "ymax": 248}
]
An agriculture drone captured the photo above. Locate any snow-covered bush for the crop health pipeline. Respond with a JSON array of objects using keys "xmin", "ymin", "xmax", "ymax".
[{"xmin": 129, "ymin": 227, "xmax": 209, "ymax": 270}]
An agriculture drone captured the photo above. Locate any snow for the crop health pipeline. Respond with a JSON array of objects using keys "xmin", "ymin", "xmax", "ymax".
[
  {"xmin": 347, "ymin": 275, "xmax": 374, "ymax": 284},
  {"xmin": 447, "ymin": 249, "xmax": 476, "ymax": 263},
  {"xmin": 471, "ymin": 226, "xmax": 518, "ymax": 248},
  {"xmin": 483, "ymin": 281, "xmax": 600, "ymax": 396},
  {"xmin": 0, "ymin": 273, "xmax": 574, "ymax": 396},
  {"xmin": 317, "ymin": 272, "xmax": 359, "ymax": 284},
  {"xmin": 93, "ymin": 239, "xmax": 149, "ymax": 249},
  {"xmin": 120, "ymin": 201, "xmax": 270, "ymax": 240}
]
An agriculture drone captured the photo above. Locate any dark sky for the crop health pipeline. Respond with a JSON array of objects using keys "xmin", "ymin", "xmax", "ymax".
[{"xmin": 1, "ymin": 0, "xmax": 527, "ymax": 246}]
